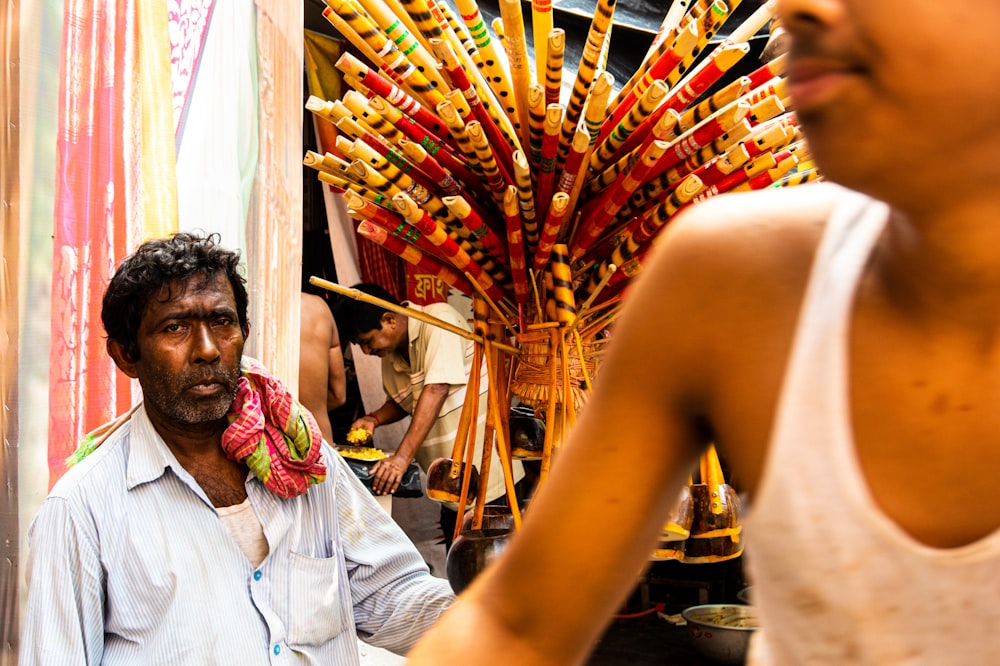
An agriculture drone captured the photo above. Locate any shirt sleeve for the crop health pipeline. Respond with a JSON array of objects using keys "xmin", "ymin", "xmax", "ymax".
[
  {"xmin": 333, "ymin": 456, "xmax": 454, "ymax": 653},
  {"xmin": 21, "ymin": 497, "xmax": 105, "ymax": 666},
  {"xmin": 419, "ymin": 312, "xmax": 471, "ymax": 387}
]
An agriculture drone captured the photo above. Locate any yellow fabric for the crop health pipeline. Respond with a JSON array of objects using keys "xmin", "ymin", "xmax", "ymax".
[{"xmin": 137, "ymin": 0, "xmax": 178, "ymax": 239}]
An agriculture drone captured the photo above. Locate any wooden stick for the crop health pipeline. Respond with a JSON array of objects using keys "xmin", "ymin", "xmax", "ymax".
[{"xmin": 309, "ymin": 277, "xmax": 520, "ymax": 355}]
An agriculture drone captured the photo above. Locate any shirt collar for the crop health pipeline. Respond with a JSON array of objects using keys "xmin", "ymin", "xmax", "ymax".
[{"xmin": 125, "ymin": 403, "xmax": 177, "ymax": 490}]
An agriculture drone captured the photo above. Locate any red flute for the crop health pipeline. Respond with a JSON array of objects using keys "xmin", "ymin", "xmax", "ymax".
[
  {"xmin": 441, "ymin": 195, "xmax": 510, "ymax": 265},
  {"xmin": 502, "ymin": 185, "xmax": 531, "ymax": 305},
  {"xmin": 392, "ymin": 192, "xmax": 510, "ymax": 303},
  {"xmin": 532, "ymin": 192, "xmax": 571, "ymax": 271},
  {"xmin": 571, "ymin": 139, "xmax": 669, "ymax": 261},
  {"xmin": 335, "ymin": 52, "xmax": 451, "ymax": 145},
  {"xmin": 356, "ymin": 221, "xmax": 475, "ymax": 295},
  {"xmin": 745, "ymin": 51, "xmax": 787, "ymax": 90},
  {"xmin": 372, "ymin": 100, "xmax": 481, "ymax": 188},
  {"xmin": 345, "ymin": 191, "xmax": 453, "ymax": 263},
  {"xmin": 397, "ymin": 137, "xmax": 463, "ymax": 196},
  {"xmin": 534, "ymin": 104, "xmax": 564, "ymax": 221}
]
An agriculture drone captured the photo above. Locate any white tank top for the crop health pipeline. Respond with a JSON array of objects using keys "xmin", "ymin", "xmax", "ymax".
[{"xmin": 743, "ymin": 188, "xmax": 1000, "ymax": 665}]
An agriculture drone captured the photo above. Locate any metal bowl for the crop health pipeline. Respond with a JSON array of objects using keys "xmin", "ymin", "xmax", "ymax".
[{"xmin": 681, "ymin": 604, "xmax": 758, "ymax": 665}]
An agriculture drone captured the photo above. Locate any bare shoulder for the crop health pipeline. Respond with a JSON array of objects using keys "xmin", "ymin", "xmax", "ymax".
[
  {"xmin": 606, "ymin": 184, "xmax": 844, "ymax": 489},
  {"xmin": 301, "ymin": 293, "xmax": 335, "ymax": 335}
]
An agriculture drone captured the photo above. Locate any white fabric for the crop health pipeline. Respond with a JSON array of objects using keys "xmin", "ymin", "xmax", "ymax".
[
  {"xmin": 743, "ymin": 187, "xmax": 1000, "ymax": 665},
  {"xmin": 175, "ymin": 0, "xmax": 258, "ymax": 246}
]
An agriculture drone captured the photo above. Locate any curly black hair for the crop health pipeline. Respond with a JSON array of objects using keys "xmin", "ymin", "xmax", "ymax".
[
  {"xmin": 102, "ymin": 232, "xmax": 249, "ymax": 360},
  {"xmin": 332, "ymin": 282, "xmax": 403, "ymax": 345}
]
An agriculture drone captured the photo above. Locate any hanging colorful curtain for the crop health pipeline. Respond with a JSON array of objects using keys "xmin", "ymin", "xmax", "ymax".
[
  {"xmin": 245, "ymin": 0, "xmax": 303, "ymax": 387},
  {"xmin": 48, "ymin": 0, "xmax": 178, "ymax": 486}
]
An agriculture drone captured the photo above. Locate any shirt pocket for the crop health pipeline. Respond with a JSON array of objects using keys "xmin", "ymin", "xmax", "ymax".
[{"xmin": 287, "ymin": 551, "xmax": 347, "ymax": 646}]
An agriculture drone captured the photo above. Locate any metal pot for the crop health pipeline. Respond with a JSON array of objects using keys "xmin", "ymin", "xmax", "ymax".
[
  {"xmin": 681, "ymin": 604, "xmax": 758, "ymax": 665},
  {"xmin": 445, "ymin": 528, "xmax": 511, "ymax": 594}
]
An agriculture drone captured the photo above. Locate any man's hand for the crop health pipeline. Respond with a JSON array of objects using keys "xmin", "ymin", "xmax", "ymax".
[
  {"xmin": 350, "ymin": 413, "xmax": 380, "ymax": 436},
  {"xmin": 371, "ymin": 454, "xmax": 412, "ymax": 495}
]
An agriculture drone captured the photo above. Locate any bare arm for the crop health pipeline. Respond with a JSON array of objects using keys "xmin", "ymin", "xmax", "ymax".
[
  {"xmin": 370, "ymin": 382, "xmax": 450, "ymax": 495},
  {"xmin": 407, "ymin": 185, "xmax": 833, "ymax": 664}
]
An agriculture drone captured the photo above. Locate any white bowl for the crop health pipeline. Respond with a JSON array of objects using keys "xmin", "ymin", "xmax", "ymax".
[{"xmin": 681, "ymin": 603, "xmax": 758, "ymax": 665}]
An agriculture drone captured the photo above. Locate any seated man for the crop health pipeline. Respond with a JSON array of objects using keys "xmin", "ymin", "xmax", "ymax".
[
  {"xmin": 21, "ymin": 233, "xmax": 453, "ymax": 665},
  {"xmin": 336, "ymin": 283, "xmax": 523, "ymax": 549},
  {"xmin": 299, "ymin": 290, "xmax": 347, "ymax": 443}
]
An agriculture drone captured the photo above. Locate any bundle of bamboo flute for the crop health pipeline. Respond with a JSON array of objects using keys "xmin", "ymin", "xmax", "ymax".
[
  {"xmin": 307, "ymin": 0, "xmax": 815, "ymax": 322},
  {"xmin": 306, "ymin": 0, "xmax": 817, "ymax": 498}
]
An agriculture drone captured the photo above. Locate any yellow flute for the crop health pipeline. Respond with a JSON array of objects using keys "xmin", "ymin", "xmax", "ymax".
[
  {"xmin": 559, "ymin": 0, "xmax": 617, "ymax": 163},
  {"xmin": 549, "ymin": 243, "xmax": 577, "ymax": 325},
  {"xmin": 437, "ymin": 99, "xmax": 483, "ymax": 168},
  {"xmin": 543, "ymin": 28, "xmax": 564, "ymax": 107},
  {"xmin": 342, "ymin": 91, "xmax": 408, "ymax": 147},
  {"xmin": 325, "ymin": 0, "xmax": 446, "ymax": 111},
  {"xmin": 355, "ymin": 0, "xmax": 453, "ymax": 93},
  {"xmin": 531, "ymin": 0, "xmax": 555, "ymax": 86},
  {"xmin": 466, "ymin": 120, "xmax": 513, "ymax": 206},
  {"xmin": 450, "ymin": 0, "xmax": 520, "ymax": 131},
  {"xmin": 430, "ymin": 2, "xmax": 523, "ymax": 153},
  {"xmin": 512, "ymin": 150, "xmax": 539, "ymax": 253},
  {"xmin": 498, "ymin": 0, "xmax": 534, "ymax": 152},
  {"xmin": 526, "ymin": 84, "xmax": 546, "ymax": 171}
]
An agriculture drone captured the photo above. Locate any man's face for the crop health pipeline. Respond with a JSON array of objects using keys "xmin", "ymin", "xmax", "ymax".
[
  {"xmin": 120, "ymin": 273, "xmax": 246, "ymax": 428},
  {"xmin": 355, "ymin": 315, "xmax": 400, "ymax": 358},
  {"xmin": 776, "ymin": 0, "xmax": 1000, "ymax": 204}
]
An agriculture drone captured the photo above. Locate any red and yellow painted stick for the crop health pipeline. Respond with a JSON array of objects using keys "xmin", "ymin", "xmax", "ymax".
[
  {"xmin": 335, "ymin": 52, "xmax": 450, "ymax": 144},
  {"xmin": 534, "ymin": 103, "xmax": 564, "ymax": 220},
  {"xmin": 571, "ymin": 139, "xmax": 669, "ymax": 261},
  {"xmin": 357, "ymin": 220, "xmax": 475, "ymax": 294},
  {"xmin": 502, "ymin": 185, "xmax": 532, "ymax": 305},
  {"xmin": 597, "ymin": 22, "xmax": 698, "ymax": 148},
  {"xmin": 533, "ymin": 192, "xmax": 572, "ymax": 271},
  {"xmin": 392, "ymin": 191, "xmax": 510, "ymax": 302}
]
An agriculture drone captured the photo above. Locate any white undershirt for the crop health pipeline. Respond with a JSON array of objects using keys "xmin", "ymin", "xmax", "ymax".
[{"xmin": 217, "ymin": 498, "xmax": 269, "ymax": 568}]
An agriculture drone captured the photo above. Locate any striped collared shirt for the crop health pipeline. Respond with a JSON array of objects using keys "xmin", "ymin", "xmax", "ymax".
[{"xmin": 22, "ymin": 405, "xmax": 454, "ymax": 665}]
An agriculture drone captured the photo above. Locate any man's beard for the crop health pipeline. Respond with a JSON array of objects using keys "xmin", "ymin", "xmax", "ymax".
[{"xmin": 142, "ymin": 364, "xmax": 242, "ymax": 425}]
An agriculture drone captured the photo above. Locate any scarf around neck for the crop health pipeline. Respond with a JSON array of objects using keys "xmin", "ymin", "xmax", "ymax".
[{"xmin": 67, "ymin": 357, "xmax": 327, "ymax": 499}]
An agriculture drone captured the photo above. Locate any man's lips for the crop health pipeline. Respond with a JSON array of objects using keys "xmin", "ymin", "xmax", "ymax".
[{"xmin": 785, "ymin": 58, "xmax": 864, "ymax": 113}]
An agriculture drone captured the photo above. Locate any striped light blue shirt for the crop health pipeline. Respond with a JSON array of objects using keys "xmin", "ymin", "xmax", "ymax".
[{"xmin": 22, "ymin": 405, "xmax": 454, "ymax": 665}]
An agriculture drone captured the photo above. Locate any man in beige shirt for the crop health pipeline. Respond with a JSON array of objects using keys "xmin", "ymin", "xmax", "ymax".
[{"xmin": 338, "ymin": 282, "xmax": 522, "ymax": 548}]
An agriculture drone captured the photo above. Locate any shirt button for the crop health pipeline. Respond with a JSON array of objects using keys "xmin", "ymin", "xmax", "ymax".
[
  {"xmin": 253, "ymin": 570, "xmax": 262, "ymax": 581},
  {"xmin": 273, "ymin": 644, "xmax": 281, "ymax": 655}
]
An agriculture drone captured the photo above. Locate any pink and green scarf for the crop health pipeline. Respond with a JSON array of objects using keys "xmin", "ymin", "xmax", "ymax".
[{"xmin": 68, "ymin": 357, "xmax": 327, "ymax": 498}]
